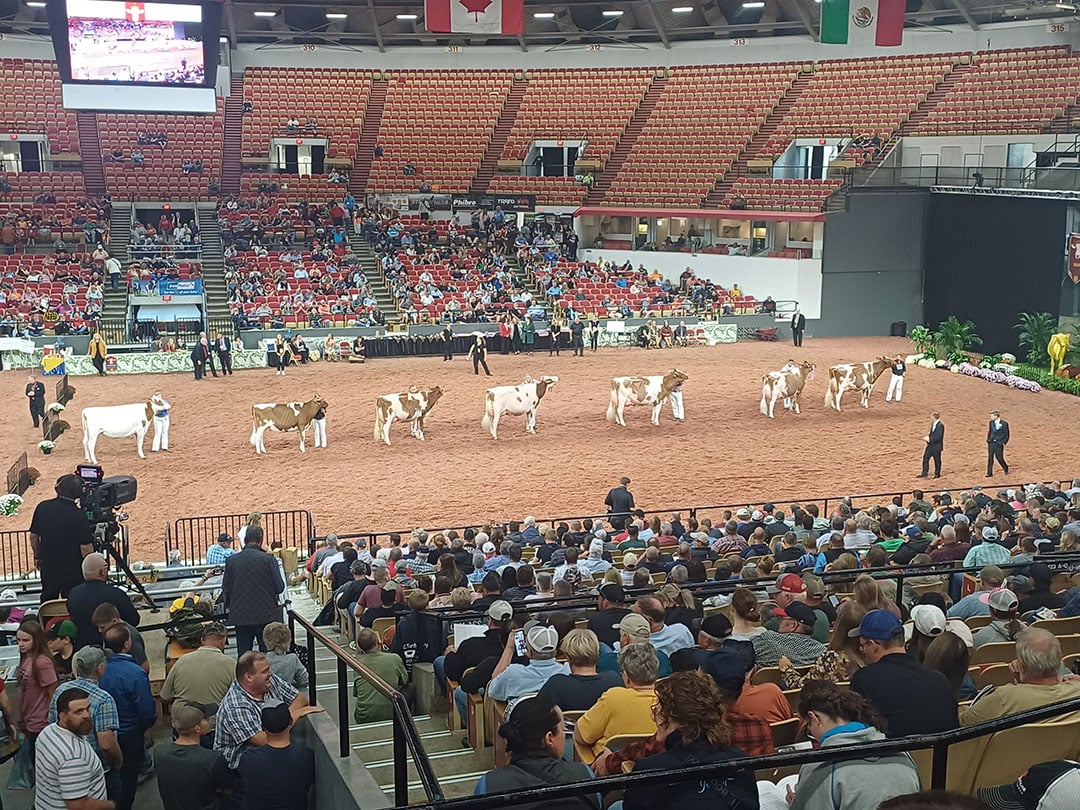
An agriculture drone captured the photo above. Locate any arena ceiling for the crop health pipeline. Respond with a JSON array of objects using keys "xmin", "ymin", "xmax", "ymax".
[{"xmin": 0, "ymin": 0, "xmax": 1076, "ymax": 50}]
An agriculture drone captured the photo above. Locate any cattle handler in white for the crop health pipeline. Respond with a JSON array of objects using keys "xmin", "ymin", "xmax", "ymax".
[
  {"xmin": 885, "ymin": 354, "xmax": 906, "ymax": 402},
  {"xmin": 151, "ymin": 391, "xmax": 171, "ymax": 452},
  {"xmin": 312, "ymin": 399, "xmax": 327, "ymax": 448}
]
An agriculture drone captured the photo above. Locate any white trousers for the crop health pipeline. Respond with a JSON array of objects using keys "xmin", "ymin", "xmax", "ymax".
[
  {"xmin": 669, "ymin": 390, "xmax": 685, "ymax": 420},
  {"xmin": 152, "ymin": 416, "xmax": 169, "ymax": 451},
  {"xmin": 313, "ymin": 417, "xmax": 327, "ymax": 448},
  {"xmin": 886, "ymin": 374, "xmax": 904, "ymax": 401}
]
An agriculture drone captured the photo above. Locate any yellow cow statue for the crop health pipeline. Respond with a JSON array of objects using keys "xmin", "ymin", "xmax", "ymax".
[{"xmin": 1048, "ymin": 332, "xmax": 1071, "ymax": 376}]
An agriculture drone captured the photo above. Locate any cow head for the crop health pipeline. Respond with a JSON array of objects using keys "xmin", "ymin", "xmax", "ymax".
[
  {"xmin": 310, "ymin": 393, "xmax": 329, "ymax": 411},
  {"xmin": 535, "ymin": 376, "xmax": 559, "ymax": 399},
  {"xmin": 801, "ymin": 361, "xmax": 816, "ymax": 381},
  {"xmin": 426, "ymin": 386, "xmax": 443, "ymax": 407}
]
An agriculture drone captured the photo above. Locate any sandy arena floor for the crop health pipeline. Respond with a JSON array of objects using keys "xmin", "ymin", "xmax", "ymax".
[{"xmin": 3, "ymin": 336, "xmax": 1079, "ymax": 563}]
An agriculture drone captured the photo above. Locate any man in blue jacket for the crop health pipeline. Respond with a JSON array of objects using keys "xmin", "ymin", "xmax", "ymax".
[{"xmin": 100, "ymin": 623, "xmax": 157, "ymax": 810}]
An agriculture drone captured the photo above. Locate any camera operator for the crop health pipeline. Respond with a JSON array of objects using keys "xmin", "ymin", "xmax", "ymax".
[{"xmin": 30, "ymin": 474, "xmax": 93, "ymax": 601}]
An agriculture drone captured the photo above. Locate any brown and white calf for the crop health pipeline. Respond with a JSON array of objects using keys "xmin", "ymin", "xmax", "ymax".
[
  {"xmin": 760, "ymin": 360, "xmax": 816, "ymax": 418},
  {"xmin": 824, "ymin": 358, "xmax": 891, "ymax": 412},
  {"xmin": 250, "ymin": 395, "xmax": 328, "ymax": 454},
  {"xmin": 482, "ymin": 376, "xmax": 558, "ymax": 440},
  {"xmin": 606, "ymin": 369, "xmax": 689, "ymax": 426},
  {"xmin": 374, "ymin": 387, "xmax": 443, "ymax": 446}
]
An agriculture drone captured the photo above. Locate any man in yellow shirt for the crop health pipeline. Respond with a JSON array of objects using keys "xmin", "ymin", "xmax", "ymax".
[
  {"xmin": 961, "ymin": 628, "xmax": 1080, "ymax": 726},
  {"xmin": 573, "ymin": 641, "xmax": 658, "ymax": 762}
]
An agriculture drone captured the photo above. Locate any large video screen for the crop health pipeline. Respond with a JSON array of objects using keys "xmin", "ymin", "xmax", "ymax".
[{"xmin": 65, "ymin": 0, "xmax": 205, "ymax": 85}]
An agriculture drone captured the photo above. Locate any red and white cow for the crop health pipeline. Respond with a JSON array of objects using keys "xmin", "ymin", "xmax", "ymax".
[
  {"xmin": 250, "ymin": 395, "xmax": 328, "ymax": 454},
  {"xmin": 824, "ymin": 358, "xmax": 891, "ymax": 412},
  {"xmin": 482, "ymin": 376, "xmax": 558, "ymax": 440},
  {"xmin": 374, "ymin": 387, "xmax": 443, "ymax": 446},
  {"xmin": 760, "ymin": 360, "xmax": 816, "ymax": 418},
  {"xmin": 606, "ymin": 369, "xmax": 688, "ymax": 426}
]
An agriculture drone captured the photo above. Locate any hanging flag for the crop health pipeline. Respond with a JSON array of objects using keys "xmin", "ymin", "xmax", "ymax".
[
  {"xmin": 821, "ymin": 0, "xmax": 905, "ymax": 46},
  {"xmin": 425, "ymin": 0, "xmax": 524, "ymax": 35}
]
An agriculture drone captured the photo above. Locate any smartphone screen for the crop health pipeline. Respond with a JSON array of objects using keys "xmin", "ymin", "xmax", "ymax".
[
  {"xmin": 828, "ymin": 594, "xmax": 841, "ymax": 608},
  {"xmin": 513, "ymin": 629, "xmax": 528, "ymax": 658}
]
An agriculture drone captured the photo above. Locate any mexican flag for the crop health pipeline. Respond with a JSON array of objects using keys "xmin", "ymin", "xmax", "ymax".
[
  {"xmin": 425, "ymin": 0, "xmax": 524, "ymax": 35},
  {"xmin": 821, "ymin": 0, "xmax": 905, "ymax": 46}
]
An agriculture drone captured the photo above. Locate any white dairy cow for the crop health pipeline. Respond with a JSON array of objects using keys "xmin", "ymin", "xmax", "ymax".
[
  {"xmin": 760, "ymin": 360, "xmax": 816, "ymax": 418},
  {"xmin": 606, "ymin": 369, "xmax": 688, "ymax": 426},
  {"xmin": 82, "ymin": 401, "xmax": 154, "ymax": 463},
  {"xmin": 482, "ymin": 376, "xmax": 558, "ymax": 440}
]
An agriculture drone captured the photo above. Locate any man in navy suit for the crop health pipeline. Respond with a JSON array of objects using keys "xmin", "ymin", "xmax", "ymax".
[
  {"xmin": 212, "ymin": 329, "xmax": 233, "ymax": 375},
  {"xmin": 986, "ymin": 410, "xmax": 1010, "ymax": 477},
  {"xmin": 919, "ymin": 412, "xmax": 944, "ymax": 478},
  {"xmin": 791, "ymin": 308, "xmax": 806, "ymax": 347}
]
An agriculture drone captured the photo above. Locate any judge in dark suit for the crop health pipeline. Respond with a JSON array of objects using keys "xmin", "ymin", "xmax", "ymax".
[
  {"xmin": 221, "ymin": 525, "xmax": 284, "ymax": 655},
  {"xmin": 920, "ymin": 412, "xmax": 945, "ymax": 478},
  {"xmin": 190, "ymin": 337, "xmax": 212, "ymax": 380},
  {"xmin": 986, "ymin": 410, "xmax": 1010, "ymax": 477},
  {"xmin": 25, "ymin": 374, "xmax": 45, "ymax": 427},
  {"xmin": 212, "ymin": 329, "xmax": 233, "ymax": 375},
  {"xmin": 791, "ymin": 307, "xmax": 806, "ymax": 347}
]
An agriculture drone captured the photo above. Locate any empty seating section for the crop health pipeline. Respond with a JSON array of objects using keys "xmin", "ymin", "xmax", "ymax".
[
  {"xmin": 488, "ymin": 176, "xmax": 586, "ymax": 206},
  {"xmin": 242, "ymin": 68, "xmax": 372, "ymax": 160},
  {"xmin": 368, "ymin": 71, "xmax": 513, "ymax": 193},
  {"xmin": 98, "ymin": 101, "xmax": 225, "ymax": 200},
  {"xmin": 1, "ymin": 172, "xmax": 86, "ymax": 204},
  {"xmin": 501, "ymin": 68, "xmax": 654, "ymax": 168},
  {"xmin": 0, "ymin": 59, "xmax": 79, "ymax": 154},
  {"xmin": 762, "ymin": 55, "xmax": 955, "ymax": 158},
  {"xmin": 604, "ymin": 64, "xmax": 799, "ymax": 207},
  {"xmin": 918, "ymin": 47, "xmax": 1080, "ymax": 134},
  {"xmin": 240, "ymin": 174, "xmax": 350, "ymax": 200},
  {"xmin": 724, "ymin": 178, "xmax": 844, "ymax": 212}
]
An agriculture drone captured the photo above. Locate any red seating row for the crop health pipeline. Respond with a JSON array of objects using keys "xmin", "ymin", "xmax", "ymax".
[{"xmin": 0, "ymin": 59, "xmax": 79, "ymax": 154}]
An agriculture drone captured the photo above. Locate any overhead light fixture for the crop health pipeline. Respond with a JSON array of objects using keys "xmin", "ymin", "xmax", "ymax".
[
  {"xmin": 742, "ymin": 1, "xmax": 765, "ymax": 7},
  {"xmin": 534, "ymin": 11, "xmax": 556, "ymax": 18},
  {"xmin": 26, "ymin": 1, "xmax": 47, "ymax": 7},
  {"xmin": 219, "ymin": 36, "xmax": 229, "ymax": 42},
  {"xmin": 1055, "ymin": 2, "xmax": 1076, "ymax": 8},
  {"xmin": 396, "ymin": 13, "xmax": 418, "ymax": 19},
  {"xmin": 325, "ymin": 12, "xmax": 348, "ymax": 19},
  {"xmin": 602, "ymin": 9, "xmax": 624, "ymax": 16},
  {"xmin": 253, "ymin": 10, "xmax": 277, "ymax": 17},
  {"xmin": 672, "ymin": 5, "xmax": 694, "ymax": 11}
]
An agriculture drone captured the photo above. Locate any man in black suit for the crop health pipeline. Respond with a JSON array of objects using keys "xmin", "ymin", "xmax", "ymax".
[
  {"xmin": 25, "ymin": 374, "xmax": 45, "ymax": 427},
  {"xmin": 221, "ymin": 526, "xmax": 285, "ymax": 655},
  {"xmin": 212, "ymin": 329, "xmax": 233, "ymax": 375},
  {"xmin": 791, "ymin": 307, "xmax": 806, "ymax": 347},
  {"xmin": 190, "ymin": 339, "xmax": 209, "ymax": 380},
  {"xmin": 986, "ymin": 410, "xmax": 1010, "ymax": 477},
  {"xmin": 604, "ymin": 476, "xmax": 634, "ymax": 531},
  {"xmin": 920, "ymin": 411, "xmax": 945, "ymax": 479}
]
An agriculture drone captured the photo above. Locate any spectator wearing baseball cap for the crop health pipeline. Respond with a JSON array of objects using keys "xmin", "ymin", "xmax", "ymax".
[
  {"xmin": 159, "ymin": 621, "xmax": 236, "ymax": 736},
  {"xmin": 46, "ymin": 619, "xmax": 78, "ymax": 682},
  {"xmin": 442, "ymin": 601, "xmax": 516, "ymax": 727},
  {"xmin": 152, "ymin": 704, "xmax": 232, "ymax": 810},
  {"xmin": 849, "ymin": 610, "xmax": 959, "ymax": 737},
  {"xmin": 205, "ymin": 533, "xmax": 236, "ymax": 567},
  {"xmin": 598, "ymin": 614, "xmax": 673, "ymax": 678},
  {"xmin": 963, "ymin": 525, "xmax": 1013, "ymax": 568},
  {"xmin": 237, "ymin": 703, "xmax": 315, "ymax": 810},
  {"xmin": 588, "ymin": 583, "xmax": 631, "ymax": 649},
  {"xmin": 574, "ymin": 642, "xmax": 659, "ymax": 763},
  {"xmin": 766, "ymin": 574, "xmax": 830, "ymax": 643},
  {"xmin": 979, "ymin": 759, "xmax": 1080, "ymax": 809},
  {"xmin": 962, "ymin": 628, "xmax": 1080, "ymax": 727},
  {"xmin": 537, "ymin": 629, "xmax": 623, "ymax": 712},
  {"xmin": 486, "ymin": 621, "xmax": 569, "ymax": 704},
  {"xmin": 972, "ymin": 588, "xmax": 1025, "ymax": 648},
  {"xmin": 768, "ymin": 601, "xmax": 828, "ymax": 670},
  {"xmin": 1019, "ymin": 563, "xmax": 1066, "ymax": 615},
  {"xmin": 948, "ymin": 565, "xmax": 1007, "ymax": 619}
]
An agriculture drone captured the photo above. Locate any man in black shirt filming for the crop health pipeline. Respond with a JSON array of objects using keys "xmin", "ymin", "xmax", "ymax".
[{"xmin": 30, "ymin": 474, "xmax": 93, "ymax": 601}]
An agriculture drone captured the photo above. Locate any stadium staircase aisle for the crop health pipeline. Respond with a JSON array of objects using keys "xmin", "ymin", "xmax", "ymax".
[
  {"xmin": 704, "ymin": 70, "xmax": 812, "ymax": 207},
  {"xmin": 195, "ymin": 202, "xmax": 230, "ymax": 322},
  {"xmin": 101, "ymin": 201, "xmax": 132, "ymax": 322},
  {"xmin": 289, "ymin": 586, "xmax": 492, "ymax": 803},
  {"xmin": 351, "ymin": 77, "xmax": 388, "ymax": 197},
  {"xmin": 347, "ymin": 231, "xmax": 400, "ymax": 322},
  {"xmin": 506, "ymin": 253, "xmax": 546, "ymax": 315},
  {"xmin": 1046, "ymin": 101, "xmax": 1080, "ymax": 134},
  {"xmin": 221, "ymin": 76, "xmax": 245, "ymax": 196},
  {"xmin": 585, "ymin": 74, "xmax": 667, "ymax": 206},
  {"xmin": 880, "ymin": 61, "xmax": 974, "ymax": 160},
  {"xmin": 77, "ymin": 112, "xmax": 107, "ymax": 197},
  {"xmin": 470, "ymin": 77, "xmax": 527, "ymax": 195}
]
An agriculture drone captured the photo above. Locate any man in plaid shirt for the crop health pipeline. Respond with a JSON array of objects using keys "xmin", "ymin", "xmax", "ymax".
[
  {"xmin": 591, "ymin": 647, "xmax": 774, "ymax": 775},
  {"xmin": 215, "ymin": 652, "xmax": 321, "ymax": 770}
]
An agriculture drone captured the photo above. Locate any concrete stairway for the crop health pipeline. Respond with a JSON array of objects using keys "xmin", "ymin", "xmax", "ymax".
[
  {"xmin": 221, "ymin": 76, "xmax": 245, "ymax": 196},
  {"xmin": 195, "ymin": 202, "xmax": 230, "ymax": 322},
  {"xmin": 347, "ymin": 231, "xmax": 400, "ymax": 322},
  {"xmin": 584, "ymin": 74, "xmax": 667, "ymax": 206},
  {"xmin": 350, "ymin": 78, "xmax": 389, "ymax": 197},
  {"xmin": 101, "ymin": 201, "xmax": 132, "ymax": 322},
  {"xmin": 892, "ymin": 62, "xmax": 974, "ymax": 140},
  {"xmin": 77, "ymin": 112, "xmax": 106, "ymax": 197},
  {"xmin": 703, "ymin": 71, "xmax": 813, "ymax": 207},
  {"xmin": 470, "ymin": 78, "xmax": 527, "ymax": 194}
]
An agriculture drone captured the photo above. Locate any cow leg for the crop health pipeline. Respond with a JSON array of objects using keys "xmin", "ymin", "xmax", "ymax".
[
  {"xmin": 299, "ymin": 425, "xmax": 308, "ymax": 453},
  {"xmin": 526, "ymin": 410, "xmax": 537, "ymax": 434},
  {"xmin": 651, "ymin": 403, "xmax": 661, "ymax": 425},
  {"xmin": 414, "ymin": 416, "xmax": 425, "ymax": 441},
  {"xmin": 383, "ymin": 413, "xmax": 395, "ymax": 446},
  {"xmin": 792, "ymin": 393, "xmax": 801, "ymax": 414},
  {"xmin": 136, "ymin": 427, "xmax": 146, "ymax": 459},
  {"xmin": 769, "ymin": 392, "xmax": 779, "ymax": 419},
  {"xmin": 85, "ymin": 432, "xmax": 97, "ymax": 464},
  {"xmin": 834, "ymin": 384, "xmax": 845, "ymax": 412},
  {"xmin": 490, "ymin": 411, "xmax": 500, "ymax": 440},
  {"xmin": 617, "ymin": 399, "xmax": 627, "ymax": 427}
]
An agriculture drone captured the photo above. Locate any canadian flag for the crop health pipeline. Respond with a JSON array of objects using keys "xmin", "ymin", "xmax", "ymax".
[{"xmin": 425, "ymin": 0, "xmax": 524, "ymax": 35}]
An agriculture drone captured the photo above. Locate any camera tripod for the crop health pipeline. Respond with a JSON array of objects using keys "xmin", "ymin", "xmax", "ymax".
[{"xmin": 93, "ymin": 521, "xmax": 159, "ymax": 612}]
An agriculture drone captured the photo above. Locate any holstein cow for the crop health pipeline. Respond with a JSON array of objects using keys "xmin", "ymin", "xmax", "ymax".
[
  {"xmin": 760, "ymin": 360, "xmax": 816, "ymax": 418},
  {"xmin": 824, "ymin": 357, "xmax": 891, "ymax": 412},
  {"xmin": 482, "ymin": 376, "xmax": 558, "ymax": 440},
  {"xmin": 81, "ymin": 401, "xmax": 154, "ymax": 463},
  {"xmin": 374, "ymin": 387, "xmax": 443, "ymax": 446},
  {"xmin": 606, "ymin": 369, "xmax": 689, "ymax": 426},
  {"xmin": 250, "ymin": 395, "xmax": 328, "ymax": 454}
]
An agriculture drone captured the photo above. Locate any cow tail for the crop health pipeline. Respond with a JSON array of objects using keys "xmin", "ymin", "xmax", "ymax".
[
  {"xmin": 605, "ymin": 386, "xmax": 618, "ymax": 422},
  {"xmin": 249, "ymin": 407, "xmax": 258, "ymax": 446},
  {"xmin": 759, "ymin": 386, "xmax": 769, "ymax": 415},
  {"xmin": 481, "ymin": 397, "xmax": 493, "ymax": 432},
  {"xmin": 374, "ymin": 402, "xmax": 384, "ymax": 442},
  {"xmin": 824, "ymin": 382, "xmax": 835, "ymax": 408}
]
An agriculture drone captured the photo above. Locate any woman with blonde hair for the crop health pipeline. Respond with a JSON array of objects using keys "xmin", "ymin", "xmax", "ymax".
[
  {"xmin": 88, "ymin": 330, "xmax": 108, "ymax": 375},
  {"xmin": 537, "ymin": 629, "xmax": 622, "ymax": 712},
  {"xmin": 1058, "ymin": 529, "xmax": 1078, "ymax": 553},
  {"xmin": 852, "ymin": 573, "xmax": 901, "ymax": 618},
  {"xmin": 779, "ymin": 602, "xmax": 867, "ymax": 688},
  {"xmin": 263, "ymin": 621, "xmax": 308, "ymax": 688},
  {"xmin": 237, "ymin": 512, "xmax": 262, "ymax": 544}
]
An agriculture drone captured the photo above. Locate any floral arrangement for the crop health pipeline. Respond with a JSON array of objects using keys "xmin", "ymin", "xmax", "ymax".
[
  {"xmin": 1006, "ymin": 375, "xmax": 1042, "ymax": 392},
  {"xmin": 38, "ymin": 440, "xmax": 56, "ymax": 452},
  {"xmin": 0, "ymin": 494, "xmax": 22, "ymax": 517},
  {"xmin": 958, "ymin": 363, "xmax": 1041, "ymax": 392},
  {"xmin": 47, "ymin": 403, "xmax": 65, "ymax": 414}
]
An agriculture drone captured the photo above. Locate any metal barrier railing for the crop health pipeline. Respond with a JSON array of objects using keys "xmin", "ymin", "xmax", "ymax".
[
  {"xmin": 0, "ymin": 528, "xmax": 34, "ymax": 579},
  {"xmin": 288, "ymin": 610, "xmax": 443, "ymax": 808},
  {"xmin": 167, "ymin": 509, "xmax": 315, "ymax": 563}
]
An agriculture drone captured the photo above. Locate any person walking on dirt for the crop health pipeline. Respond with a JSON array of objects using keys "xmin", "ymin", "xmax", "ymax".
[{"xmin": 468, "ymin": 334, "xmax": 491, "ymax": 376}]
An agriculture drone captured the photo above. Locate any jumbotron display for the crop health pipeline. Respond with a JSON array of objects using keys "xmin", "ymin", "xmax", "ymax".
[{"xmin": 65, "ymin": 0, "xmax": 204, "ymax": 85}]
